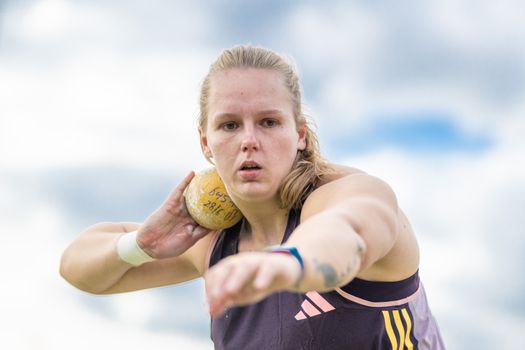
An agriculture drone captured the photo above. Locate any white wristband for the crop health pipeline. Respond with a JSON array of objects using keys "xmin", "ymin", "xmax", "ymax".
[{"xmin": 116, "ymin": 231, "xmax": 155, "ymax": 266}]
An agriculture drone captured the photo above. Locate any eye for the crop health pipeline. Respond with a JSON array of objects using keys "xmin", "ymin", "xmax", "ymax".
[
  {"xmin": 221, "ymin": 122, "xmax": 238, "ymax": 131},
  {"xmin": 262, "ymin": 118, "xmax": 278, "ymax": 128}
]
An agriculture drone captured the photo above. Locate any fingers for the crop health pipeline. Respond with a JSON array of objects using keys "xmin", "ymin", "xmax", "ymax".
[
  {"xmin": 223, "ymin": 259, "xmax": 258, "ymax": 296},
  {"xmin": 253, "ymin": 262, "xmax": 278, "ymax": 290},
  {"xmin": 162, "ymin": 171, "xmax": 195, "ymax": 216},
  {"xmin": 168, "ymin": 171, "xmax": 195, "ymax": 202},
  {"xmin": 178, "ymin": 171, "xmax": 196, "ymax": 192},
  {"xmin": 206, "ymin": 256, "xmax": 251, "ymax": 316},
  {"xmin": 205, "ymin": 253, "xmax": 287, "ymax": 317}
]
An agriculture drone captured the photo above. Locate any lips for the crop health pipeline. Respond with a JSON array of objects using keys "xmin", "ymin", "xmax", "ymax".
[
  {"xmin": 239, "ymin": 160, "xmax": 262, "ymax": 180},
  {"xmin": 239, "ymin": 160, "xmax": 262, "ymax": 171}
]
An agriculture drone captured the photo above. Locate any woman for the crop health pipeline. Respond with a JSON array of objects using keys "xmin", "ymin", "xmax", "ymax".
[{"xmin": 60, "ymin": 45, "xmax": 445, "ymax": 349}]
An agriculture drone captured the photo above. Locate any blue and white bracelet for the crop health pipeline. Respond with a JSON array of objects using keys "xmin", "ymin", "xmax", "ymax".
[{"xmin": 265, "ymin": 245, "xmax": 305, "ymax": 284}]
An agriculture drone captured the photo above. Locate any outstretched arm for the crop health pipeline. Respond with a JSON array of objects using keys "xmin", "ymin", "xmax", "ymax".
[{"xmin": 206, "ymin": 172, "xmax": 411, "ymax": 316}]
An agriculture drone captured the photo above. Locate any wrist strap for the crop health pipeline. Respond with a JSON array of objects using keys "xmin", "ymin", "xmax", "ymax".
[
  {"xmin": 116, "ymin": 231, "xmax": 155, "ymax": 266},
  {"xmin": 265, "ymin": 245, "xmax": 304, "ymax": 284}
]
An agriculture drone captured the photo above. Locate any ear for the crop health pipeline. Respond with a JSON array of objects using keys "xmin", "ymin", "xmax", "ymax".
[
  {"xmin": 297, "ymin": 123, "xmax": 307, "ymax": 151},
  {"xmin": 199, "ymin": 127, "xmax": 212, "ymax": 159}
]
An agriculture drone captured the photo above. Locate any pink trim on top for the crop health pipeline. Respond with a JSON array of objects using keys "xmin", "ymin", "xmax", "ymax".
[
  {"xmin": 334, "ymin": 283, "xmax": 421, "ymax": 308},
  {"xmin": 204, "ymin": 230, "xmax": 223, "ymax": 271}
]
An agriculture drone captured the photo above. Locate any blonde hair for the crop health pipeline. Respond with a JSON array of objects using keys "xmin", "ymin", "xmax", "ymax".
[{"xmin": 199, "ymin": 45, "xmax": 334, "ymax": 210}]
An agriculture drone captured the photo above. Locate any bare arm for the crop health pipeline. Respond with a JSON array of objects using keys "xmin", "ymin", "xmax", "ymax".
[
  {"xmin": 289, "ymin": 172, "xmax": 403, "ymax": 292},
  {"xmin": 205, "ymin": 172, "xmax": 419, "ymax": 315},
  {"xmin": 60, "ymin": 172, "xmax": 213, "ymax": 294}
]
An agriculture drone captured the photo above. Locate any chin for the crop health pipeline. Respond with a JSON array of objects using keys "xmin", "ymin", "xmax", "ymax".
[{"xmin": 234, "ymin": 183, "xmax": 279, "ymax": 203}]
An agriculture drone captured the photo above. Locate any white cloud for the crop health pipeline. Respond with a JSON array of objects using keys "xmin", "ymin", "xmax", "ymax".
[
  {"xmin": 428, "ymin": 0, "xmax": 525, "ymax": 48},
  {"xmin": 1, "ymin": 0, "xmax": 215, "ymax": 172},
  {"xmin": 285, "ymin": 2, "xmax": 382, "ymax": 67},
  {"xmin": 7, "ymin": 0, "xmax": 213, "ymax": 51},
  {"xmin": 284, "ymin": 2, "xmax": 385, "ymax": 130},
  {"xmin": 0, "ymin": 51, "xmax": 212, "ymax": 171},
  {"xmin": 16, "ymin": 0, "xmax": 72, "ymax": 42},
  {"xmin": 9, "ymin": 0, "xmax": 128, "ymax": 50}
]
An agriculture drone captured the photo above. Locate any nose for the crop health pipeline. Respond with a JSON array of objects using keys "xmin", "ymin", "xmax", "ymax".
[{"xmin": 241, "ymin": 127, "xmax": 260, "ymax": 152}]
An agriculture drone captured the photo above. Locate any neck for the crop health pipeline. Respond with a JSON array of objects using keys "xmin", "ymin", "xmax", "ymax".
[{"xmin": 236, "ymin": 199, "xmax": 290, "ymax": 251}]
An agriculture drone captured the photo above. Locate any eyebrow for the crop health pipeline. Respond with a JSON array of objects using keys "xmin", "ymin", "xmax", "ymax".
[
  {"xmin": 256, "ymin": 109, "xmax": 285, "ymax": 116},
  {"xmin": 213, "ymin": 109, "xmax": 285, "ymax": 122}
]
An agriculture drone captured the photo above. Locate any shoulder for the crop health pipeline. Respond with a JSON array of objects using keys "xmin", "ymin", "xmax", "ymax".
[
  {"xmin": 317, "ymin": 163, "xmax": 366, "ymax": 186},
  {"xmin": 304, "ymin": 163, "xmax": 397, "ymax": 215}
]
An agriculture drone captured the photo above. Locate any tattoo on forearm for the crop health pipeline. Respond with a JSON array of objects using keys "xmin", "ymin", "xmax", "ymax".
[
  {"xmin": 314, "ymin": 260, "xmax": 340, "ymax": 288},
  {"xmin": 314, "ymin": 238, "xmax": 365, "ymax": 289},
  {"xmin": 356, "ymin": 236, "xmax": 365, "ymax": 257}
]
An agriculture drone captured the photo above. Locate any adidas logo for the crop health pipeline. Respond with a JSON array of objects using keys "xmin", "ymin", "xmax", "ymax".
[{"xmin": 295, "ymin": 291, "xmax": 335, "ymax": 320}]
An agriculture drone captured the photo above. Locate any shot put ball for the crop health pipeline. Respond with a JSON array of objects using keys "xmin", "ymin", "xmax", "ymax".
[{"xmin": 184, "ymin": 168, "xmax": 243, "ymax": 230}]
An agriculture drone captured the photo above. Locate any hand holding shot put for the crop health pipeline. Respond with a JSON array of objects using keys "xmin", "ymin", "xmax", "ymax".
[
  {"xmin": 133, "ymin": 171, "xmax": 213, "ymax": 260},
  {"xmin": 60, "ymin": 45, "xmax": 445, "ymax": 349}
]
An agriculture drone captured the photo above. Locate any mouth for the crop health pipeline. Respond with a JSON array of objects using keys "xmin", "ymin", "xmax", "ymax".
[
  {"xmin": 239, "ymin": 161, "xmax": 262, "ymax": 171},
  {"xmin": 238, "ymin": 161, "xmax": 262, "ymax": 180}
]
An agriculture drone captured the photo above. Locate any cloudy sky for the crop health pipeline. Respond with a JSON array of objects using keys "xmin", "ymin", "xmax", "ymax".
[{"xmin": 1, "ymin": 0, "xmax": 524, "ymax": 349}]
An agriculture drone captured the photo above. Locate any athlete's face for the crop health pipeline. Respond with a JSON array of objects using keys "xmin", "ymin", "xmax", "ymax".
[{"xmin": 200, "ymin": 68, "xmax": 306, "ymax": 204}]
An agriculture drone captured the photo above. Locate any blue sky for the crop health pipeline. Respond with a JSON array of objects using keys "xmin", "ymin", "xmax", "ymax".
[
  {"xmin": 324, "ymin": 112, "xmax": 492, "ymax": 156},
  {"xmin": 1, "ymin": 0, "xmax": 524, "ymax": 349}
]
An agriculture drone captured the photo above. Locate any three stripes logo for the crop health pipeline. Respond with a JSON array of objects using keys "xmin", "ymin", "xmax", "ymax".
[
  {"xmin": 295, "ymin": 291, "xmax": 335, "ymax": 320},
  {"xmin": 382, "ymin": 308, "xmax": 415, "ymax": 350}
]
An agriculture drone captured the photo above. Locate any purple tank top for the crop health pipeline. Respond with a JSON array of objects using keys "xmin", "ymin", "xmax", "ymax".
[{"xmin": 208, "ymin": 207, "xmax": 445, "ymax": 350}]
